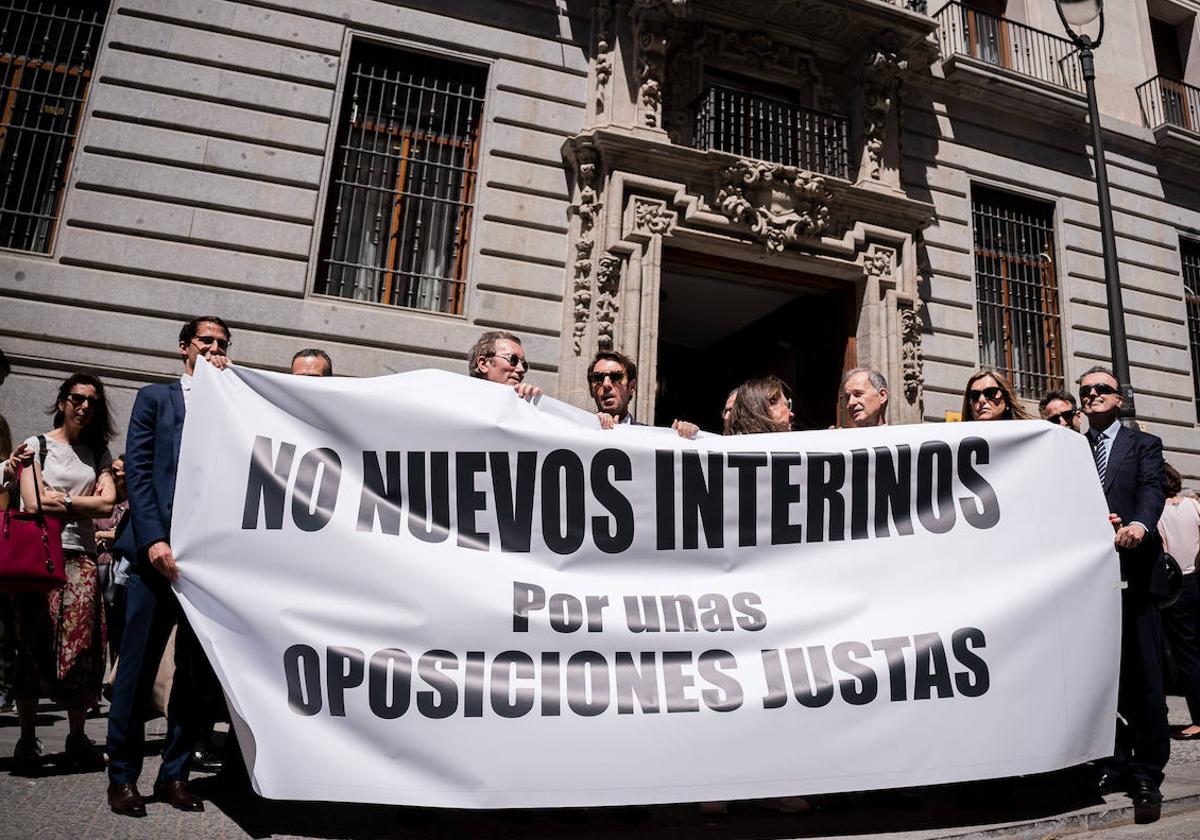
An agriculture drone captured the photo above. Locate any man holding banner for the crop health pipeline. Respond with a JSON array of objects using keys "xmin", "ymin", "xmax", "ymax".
[
  {"xmin": 1080, "ymin": 366, "xmax": 1168, "ymax": 823},
  {"xmin": 468, "ymin": 330, "xmax": 541, "ymax": 400},
  {"xmin": 106, "ymin": 317, "xmax": 231, "ymax": 817}
]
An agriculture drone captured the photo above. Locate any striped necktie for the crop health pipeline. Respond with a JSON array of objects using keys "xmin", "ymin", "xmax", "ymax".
[{"xmin": 1092, "ymin": 432, "xmax": 1108, "ymax": 485}]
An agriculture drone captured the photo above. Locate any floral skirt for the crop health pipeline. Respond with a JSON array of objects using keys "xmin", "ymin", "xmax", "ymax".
[{"xmin": 11, "ymin": 552, "xmax": 107, "ymax": 708}]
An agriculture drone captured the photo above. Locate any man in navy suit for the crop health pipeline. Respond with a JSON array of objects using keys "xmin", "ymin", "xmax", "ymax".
[
  {"xmin": 106, "ymin": 317, "xmax": 230, "ymax": 817},
  {"xmin": 1081, "ymin": 365, "xmax": 1168, "ymax": 823}
]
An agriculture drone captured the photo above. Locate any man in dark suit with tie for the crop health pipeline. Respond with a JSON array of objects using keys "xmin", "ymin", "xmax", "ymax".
[
  {"xmin": 1080, "ymin": 365, "xmax": 1168, "ymax": 823},
  {"xmin": 106, "ymin": 317, "xmax": 230, "ymax": 817}
]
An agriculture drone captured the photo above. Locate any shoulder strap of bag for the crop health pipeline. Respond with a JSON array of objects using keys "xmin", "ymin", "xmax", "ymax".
[{"xmin": 30, "ymin": 434, "xmax": 48, "ymax": 515}]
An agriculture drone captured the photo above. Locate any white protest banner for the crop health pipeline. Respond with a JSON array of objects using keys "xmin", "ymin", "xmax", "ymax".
[{"xmin": 171, "ymin": 361, "xmax": 1121, "ymax": 808}]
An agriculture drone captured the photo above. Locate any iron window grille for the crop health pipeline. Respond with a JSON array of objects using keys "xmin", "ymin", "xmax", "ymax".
[
  {"xmin": 0, "ymin": 0, "xmax": 106, "ymax": 254},
  {"xmin": 315, "ymin": 43, "xmax": 486, "ymax": 315},
  {"xmin": 1182, "ymin": 239, "xmax": 1200, "ymax": 421},
  {"xmin": 971, "ymin": 185, "xmax": 1064, "ymax": 399}
]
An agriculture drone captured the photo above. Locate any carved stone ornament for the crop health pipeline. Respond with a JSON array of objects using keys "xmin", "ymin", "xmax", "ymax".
[
  {"xmin": 632, "ymin": 197, "xmax": 676, "ymax": 236},
  {"xmin": 664, "ymin": 35, "xmax": 702, "ymax": 144},
  {"xmin": 715, "ymin": 30, "xmax": 805, "ymax": 76},
  {"xmin": 595, "ymin": 253, "xmax": 623, "ymax": 350},
  {"xmin": 862, "ymin": 47, "xmax": 907, "ymax": 181},
  {"xmin": 900, "ymin": 303, "xmax": 925, "ymax": 404},
  {"xmin": 571, "ymin": 153, "xmax": 602, "ymax": 354},
  {"xmin": 714, "ymin": 160, "xmax": 833, "ymax": 253},
  {"xmin": 863, "ymin": 244, "xmax": 896, "ymax": 282},
  {"xmin": 762, "ymin": 1, "xmax": 849, "ymax": 36},
  {"xmin": 593, "ymin": 0, "xmax": 613, "ymax": 114},
  {"xmin": 631, "ymin": 0, "xmax": 689, "ymax": 18},
  {"xmin": 636, "ymin": 25, "xmax": 668, "ymax": 128}
]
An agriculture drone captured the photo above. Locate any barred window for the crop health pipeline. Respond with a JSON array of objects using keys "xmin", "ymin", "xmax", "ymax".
[
  {"xmin": 315, "ymin": 43, "xmax": 486, "ymax": 315},
  {"xmin": 0, "ymin": 0, "xmax": 106, "ymax": 254},
  {"xmin": 971, "ymin": 185, "xmax": 1063, "ymax": 398},
  {"xmin": 1182, "ymin": 239, "xmax": 1200, "ymax": 421}
]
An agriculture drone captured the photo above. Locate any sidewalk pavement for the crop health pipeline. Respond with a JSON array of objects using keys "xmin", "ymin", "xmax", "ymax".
[{"xmin": 4, "ymin": 696, "xmax": 1200, "ymax": 840}]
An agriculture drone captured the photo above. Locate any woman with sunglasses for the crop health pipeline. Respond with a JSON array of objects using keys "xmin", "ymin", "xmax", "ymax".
[
  {"xmin": 959, "ymin": 369, "xmax": 1034, "ymax": 421},
  {"xmin": 726, "ymin": 376, "xmax": 795, "ymax": 434},
  {"xmin": 11, "ymin": 372, "xmax": 117, "ymax": 772}
]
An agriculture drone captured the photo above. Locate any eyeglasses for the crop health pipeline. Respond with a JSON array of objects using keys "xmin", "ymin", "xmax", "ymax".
[
  {"xmin": 588, "ymin": 370, "xmax": 626, "ymax": 386},
  {"xmin": 487, "ymin": 351, "xmax": 526, "ymax": 369},
  {"xmin": 1079, "ymin": 383, "xmax": 1117, "ymax": 399},
  {"xmin": 1047, "ymin": 408, "xmax": 1077, "ymax": 426},
  {"xmin": 192, "ymin": 335, "xmax": 230, "ymax": 351},
  {"xmin": 65, "ymin": 393, "xmax": 99, "ymax": 407},
  {"xmin": 968, "ymin": 386, "xmax": 1004, "ymax": 403}
]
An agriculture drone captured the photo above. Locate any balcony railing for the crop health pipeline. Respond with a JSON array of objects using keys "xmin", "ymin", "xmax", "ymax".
[
  {"xmin": 934, "ymin": 1, "xmax": 1083, "ymax": 94},
  {"xmin": 1136, "ymin": 76, "xmax": 1200, "ymax": 134},
  {"xmin": 691, "ymin": 85, "xmax": 849, "ymax": 180}
]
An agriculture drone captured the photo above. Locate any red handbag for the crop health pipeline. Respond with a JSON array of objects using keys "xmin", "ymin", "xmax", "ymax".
[{"xmin": 0, "ymin": 462, "xmax": 66, "ymax": 592}]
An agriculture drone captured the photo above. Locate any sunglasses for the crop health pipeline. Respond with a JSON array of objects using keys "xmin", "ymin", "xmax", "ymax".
[
  {"xmin": 967, "ymin": 386, "xmax": 1004, "ymax": 403},
  {"xmin": 588, "ymin": 370, "xmax": 627, "ymax": 386},
  {"xmin": 65, "ymin": 393, "xmax": 99, "ymax": 407},
  {"xmin": 1047, "ymin": 408, "xmax": 1077, "ymax": 426},
  {"xmin": 487, "ymin": 351, "xmax": 526, "ymax": 369},
  {"xmin": 192, "ymin": 335, "xmax": 230, "ymax": 351},
  {"xmin": 1079, "ymin": 383, "xmax": 1117, "ymax": 399}
]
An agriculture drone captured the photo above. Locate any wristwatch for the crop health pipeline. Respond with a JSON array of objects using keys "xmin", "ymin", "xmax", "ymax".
[{"xmin": 63, "ymin": 493, "xmax": 74, "ymax": 512}]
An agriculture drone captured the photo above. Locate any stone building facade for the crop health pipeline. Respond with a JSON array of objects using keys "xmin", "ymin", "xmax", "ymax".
[{"xmin": 0, "ymin": 0, "xmax": 1197, "ymax": 480}]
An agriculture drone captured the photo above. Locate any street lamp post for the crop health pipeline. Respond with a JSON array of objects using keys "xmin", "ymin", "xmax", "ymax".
[{"xmin": 1054, "ymin": 0, "xmax": 1137, "ymax": 426}]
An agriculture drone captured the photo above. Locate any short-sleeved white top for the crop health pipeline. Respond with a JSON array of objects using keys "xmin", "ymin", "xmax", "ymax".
[{"xmin": 23, "ymin": 434, "xmax": 113, "ymax": 553}]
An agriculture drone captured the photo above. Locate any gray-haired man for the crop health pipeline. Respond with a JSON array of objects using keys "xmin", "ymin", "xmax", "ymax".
[{"xmin": 841, "ymin": 368, "xmax": 889, "ymax": 428}]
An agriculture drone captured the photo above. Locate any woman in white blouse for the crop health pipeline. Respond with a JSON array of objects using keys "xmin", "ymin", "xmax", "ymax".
[{"xmin": 11, "ymin": 372, "xmax": 116, "ymax": 772}]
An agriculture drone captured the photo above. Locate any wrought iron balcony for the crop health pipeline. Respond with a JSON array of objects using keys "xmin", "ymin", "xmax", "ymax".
[
  {"xmin": 934, "ymin": 1, "xmax": 1083, "ymax": 94},
  {"xmin": 691, "ymin": 85, "xmax": 849, "ymax": 180},
  {"xmin": 1137, "ymin": 76, "xmax": 1200, "ymax": 135}
]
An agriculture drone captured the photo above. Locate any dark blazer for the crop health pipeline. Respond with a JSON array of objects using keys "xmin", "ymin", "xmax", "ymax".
[
  {"xmin": 113, "ymin": 380, "xmax": 185, "ymax": 567},
  {"xmin": 1093, "ymin": 423, "xmax": 1166, "ymax": 587}
]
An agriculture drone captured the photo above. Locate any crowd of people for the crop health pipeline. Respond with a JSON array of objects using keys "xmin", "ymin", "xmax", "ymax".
[{"xmin": 0, "ymin": 319, "xmax": 1197, "ymax": 825}]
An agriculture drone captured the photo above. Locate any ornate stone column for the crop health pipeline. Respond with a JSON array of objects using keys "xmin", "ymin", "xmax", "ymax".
[
  {"xmin": 858, "ymin": 46, "xmax": 907, "ymax": 190},
  {"xmin": 630, "ymin": 0, "xmax": 687, "ymax": 135},
  {"xmin": 859, "ymin": 241, "xmax": 924, "ymax": 424}
]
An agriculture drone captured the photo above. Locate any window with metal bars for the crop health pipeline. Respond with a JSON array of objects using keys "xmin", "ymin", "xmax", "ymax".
[
  {"xmin": 1182, "ymin": 239, "xmax": 1200, "ymax": 421},
  {"xmin": 315, "ymin": 43, "xmax": 486, "ymax": 315},
  {"xmin": 0, "ymin": 0, "xmax": 106, "ymax": 254},
  {"xmin": 971, "ymin": 185, "xmax": 1064, "ymax": 398}
]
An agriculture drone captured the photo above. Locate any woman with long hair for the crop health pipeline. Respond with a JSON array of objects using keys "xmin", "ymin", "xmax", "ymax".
[
  {"xmin": 11, "ymin": 372, "xmax": 116, "ymax": 772},
  {"xmin": 727, "ymin": 376, "xmax": 795, "ymax": 435},
  {"xmin": 959, "ymin": 369, "xmax": 1035, "ymax": 421}
]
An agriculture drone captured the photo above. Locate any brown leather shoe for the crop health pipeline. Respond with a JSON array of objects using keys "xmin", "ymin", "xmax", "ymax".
[
  {"xmin": 107, "ymin": 782, "xmax": 147, "ymax": 817},
  {"xmin": 153, "ymin": 779, "xmax": 205, "ymax": 812}
]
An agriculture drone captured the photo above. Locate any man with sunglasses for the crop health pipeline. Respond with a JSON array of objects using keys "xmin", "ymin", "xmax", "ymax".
[
  {"xmin": 106, "ymin": 316, "xmax": 231, "ymax": 817},
  {"xmin": 468, "ymin": 330, "xmax": 541, "ymax": 400},
  {"xmin": 1079, "ymin": 365, "xmax": 1168, "ymax": 822},
  {"xmin": 588, "ymin": 350, "xmax": 698, "ymax": 437},
  {"xmin": 1037, "ymin": 388, "xmax": 1081, "ymax": 432}
]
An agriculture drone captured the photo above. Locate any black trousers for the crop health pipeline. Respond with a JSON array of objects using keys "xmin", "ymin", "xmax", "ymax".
[
  {"xmin": 1162, "ymin": 573, "xmax": 1200, "ymax": 724},
  {"xmin": 106, "ymin": 570, "xmax": 202, "ymax": 785},
  {"xmin": 1111, "ymin": 586, "xmax": 1171, "ymax": 784}
]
